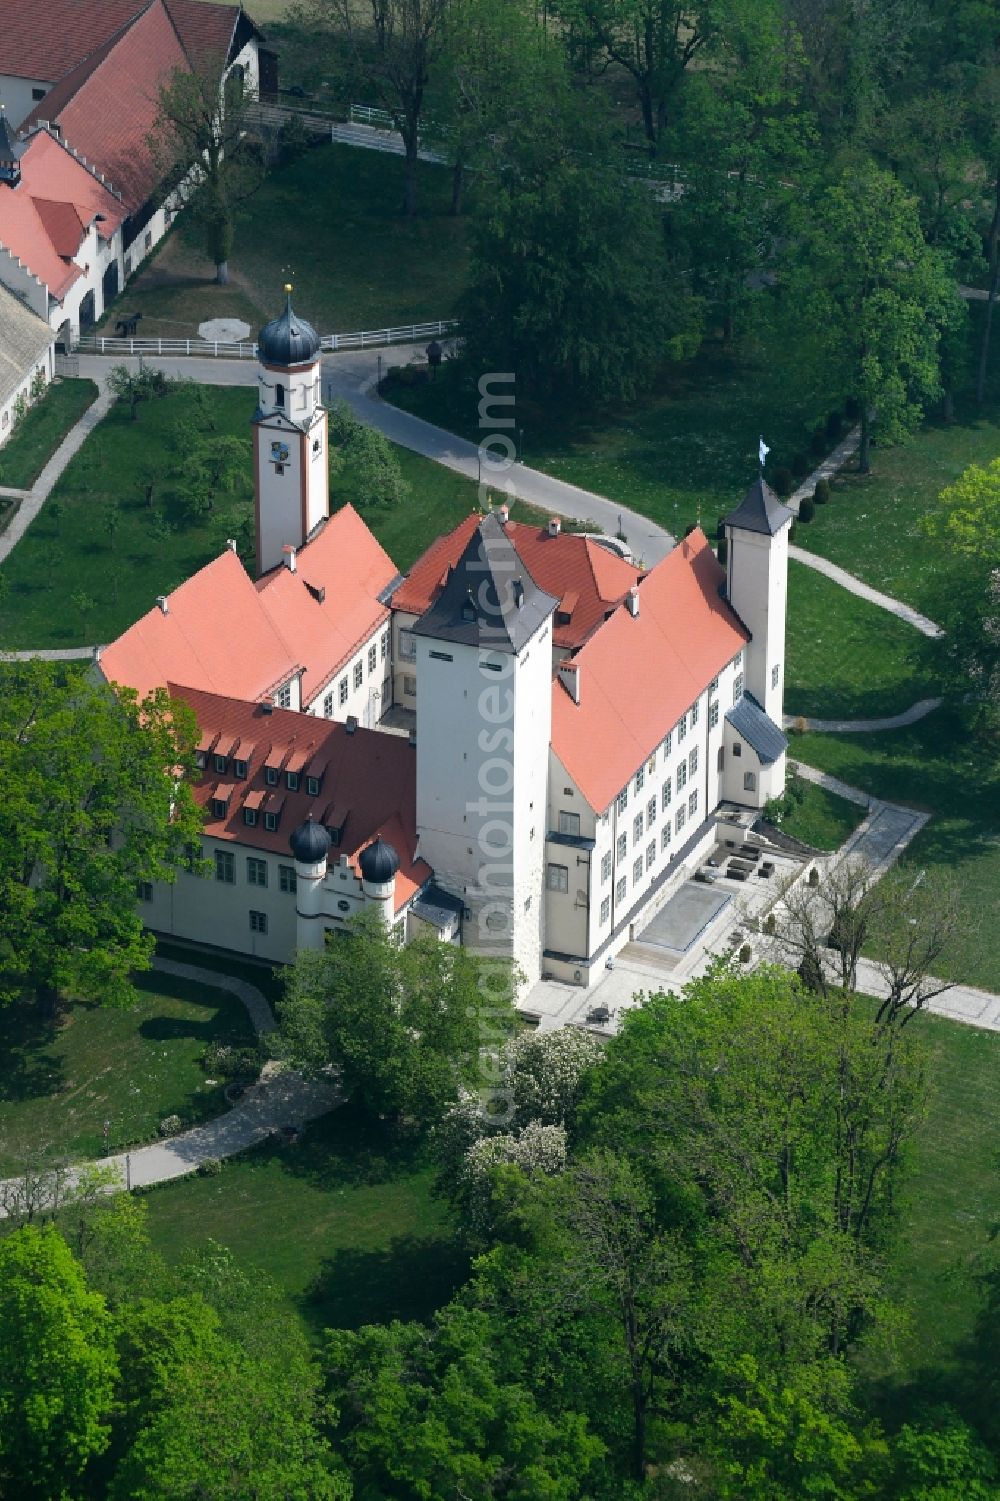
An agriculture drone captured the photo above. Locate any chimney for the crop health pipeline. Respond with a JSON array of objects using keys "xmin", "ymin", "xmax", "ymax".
[
  {"xmin": 626, "ymin": 587, "xmax": 640, "ymax": 618},
  {"xmin": 282, "ymin": 544, "xmax": 297, "ymax": 573},
  {"xmin": 156, "ymin": 595, "xmax": 169, "ymax": 615},
  {"xmin": 496, "ymin": 502, "xmax": 509, "ymax": 525},
  {"xmin": 226, "ymin": 537, "xmax": 238, "ymax": 552},
  {"xmin": 512, "ymin": 578, "xmax": 524, "ymax": 609},
  {"xmin": 345, "ymin": 715, "xmax": 358, "ymax": 735},
  {"xmin": 547, "ymin": 516, "xmax": 561, "ymax": 537},
  {"xmin": 558, "ymin": 662, "xmax": 581, "ymax": 704}
]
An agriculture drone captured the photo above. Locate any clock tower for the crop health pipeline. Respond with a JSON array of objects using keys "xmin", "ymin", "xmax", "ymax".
[{"xmin": 252, "ymin": 286, "xmax": 328, "ymax": 576}]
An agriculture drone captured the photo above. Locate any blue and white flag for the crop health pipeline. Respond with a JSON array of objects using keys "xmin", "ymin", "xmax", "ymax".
[{"xmin": 759, "ymin": 436, "xmax": 770, "ymax": 467}]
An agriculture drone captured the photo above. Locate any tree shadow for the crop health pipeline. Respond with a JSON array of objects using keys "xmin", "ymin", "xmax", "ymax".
[
  {"xmin": 268, "ymin": 1101, "xmax": 432, "ymax": 1192},
  {"xmin": 0, "ymin": 1000, "xmax": 64, "ymax": 1104},
  {"xmin": 301, "ymin": 1233, "xmax": 470, "ymax": 1333}
]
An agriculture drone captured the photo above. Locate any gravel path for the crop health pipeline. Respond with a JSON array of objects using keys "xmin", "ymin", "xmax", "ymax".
[{"xmin": 0, "ymin": 391, "xmax": 112, "ymax": 568}]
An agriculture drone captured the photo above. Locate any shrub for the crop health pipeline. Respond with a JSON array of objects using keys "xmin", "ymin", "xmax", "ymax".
[
  {"xmin": 201, "ymin": 1042, "xmax": 260, "ymax": 1082},
  {"xmin": 808, "ymin": 866, "xmax": 820, "ymax": 887},
  {"xmin": 764, "ymin": 913, "xmax": 777, "ymax": 934},
  {"xmin": 791, "ymin": 452, "xmax": 809, "ymax": 479},
  {"xmin": 159, "ymin": 1115, "xmax": 183, "ymax": 1137},
  {"xmin": 197, "ymin": 1157, "xmax": 222, "ymax": 1177},
  {"xmin": 826, "ymin": 410, "xmax": 844, "ymax": 441},
  {"xmin": 813, "ymin": 478, "xmax": 830, "ymax": 505},
  {"xmin": 738, "ymin": 944, "xmax": 752, "ymax": 964},
  {"xmin": 716, "ymin": 536, "xmax": 728, "ymax": 565},
  {"xmin": 844, "ymin": 396, "xmax": 861, "ymax": 419},
  {"xmin": 809, "ymin": 426, "xmax": 828, "ymax": 456},
  {"xmin": 716, "ymin": 514, "xmax": 728, "ymax": 540},
  {"xmin": 798, "ymin": 497, "xmax": 815, "ymax": 522},
  {"xmin": 788, "ymin": 521, "xmax": 797, "ymax": 541},
  {"xmin": 771, "ymin": 466, "xmax": 793, "ymax": 497}
]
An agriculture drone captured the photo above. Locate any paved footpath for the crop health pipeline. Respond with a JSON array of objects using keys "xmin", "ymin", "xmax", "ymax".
[
  {"xmin": 784, "ymin": 696, "xmax": 943, "ymax": 735},
  {"xmin": 0, "ymin": 390, "xmax": 112, "ymax": 567},
  {"xmin": 0, "ymin": 957, "xmax": 338, "ymax": 1216}
]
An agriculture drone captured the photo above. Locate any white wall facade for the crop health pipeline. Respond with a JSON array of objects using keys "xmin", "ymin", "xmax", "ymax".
[
  {"xmin": 142, "ymin": 837, "xmax": 301, "ymax": 964},
  {"xmin": 0, "ymin": 341, "xmax": 54, "ymax": 447},
  {"xmin": 415, "ymin": 616, "xmax": 553, "ymax": 985},
  {"xmin": 0, "ymin": 75, "xmax": 52, "ymax": 128},
  {"xmin": 725, "ymin": 521, "xmax": 789, "ymax": 725},
  {"xmin": 306, "ymin": 621, "xmax": 392, "ymax": 727},
  {"xmin": 253, "ymin": 356, "xmax": 327, "ymax": 576}
]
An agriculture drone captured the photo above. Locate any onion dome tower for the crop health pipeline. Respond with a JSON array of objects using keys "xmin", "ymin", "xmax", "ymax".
[
  {"xmin": 359, "ymin": 837, "xmax": 399, "ymax": 928},
  {"xmin": 289, "ymin": 815, "xmax": 331, "ymax": 950},
  {"xmin": 252, "ymin": 285, "xmax": 329, "ymax": 577}
]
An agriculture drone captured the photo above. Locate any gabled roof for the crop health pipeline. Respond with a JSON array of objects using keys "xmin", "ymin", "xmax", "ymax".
[
  {"xmin": 725, "ymin": 692, "xmax": 788, "ymax": 765},
  {"xmin": 171, "ymin": 684, "xmax": 430, "ymax": 911},
  {"xmin": 393, "ymin": 512, "xmax": 641, "ymax": 651},
  {"xmin": 411, "ymin": 512, "xmax": 558, "ymax": 655},
  {"xmin": 256, "ymin": 505, "xmax": 399, "ymax": 705},
  {"xmin": 551, "ymin": 529, "xmax": 750, "ymax": 812},
  {"xmin": 0, "ymin": 130, "xmax": 125, "ymax": 299},
  {"xmin": 0, "ymin": 0, "xmax": 255, "ymax": 88},
  {"xmin": 19, "ymin": 0, "xmax": 189, "ymax": 210},
  {"xmin": 0, "ymin": 284, "xmax": 54, "ymax": 407},
  {"xmin": 98, "ymin": 548, "xmax": 297, "ymax": 703},
  {"xmin": 723, "ymin": 475, "xmax": 792, "ymax": 537}
]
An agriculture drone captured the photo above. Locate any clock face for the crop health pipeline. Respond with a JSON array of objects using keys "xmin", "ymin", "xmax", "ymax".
[{"xmin": 270, "ymin": 441, "xmax": 290, "ymax": 464}]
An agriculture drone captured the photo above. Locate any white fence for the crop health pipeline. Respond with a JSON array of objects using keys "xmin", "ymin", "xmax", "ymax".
[{"xmin": 74, "ymin": 320, "xmax": 459, "ymax": 359}]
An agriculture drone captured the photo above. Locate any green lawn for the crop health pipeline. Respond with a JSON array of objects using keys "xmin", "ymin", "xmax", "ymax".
[
  {"xmin": 791, "ymin": 709, "xmax": 1000, "ymax": 992},
  {"xmin": 857, "ymin": 1008, "xmax": 1000, "ymax": 1433},
  {"xmin": 141, "ymin": 1105, "xmax": 468, "ymax": 1337},
  {"xmin": 100, "ymin": 142, "xmax": 470, "ymax": 341},
  {"xmin": 790, "ymin": 400, "xmax": 1000, "ymax": 622},
  {"xmin": 769, "ymin": 775, "xmax": 865, "ymax": 852},
  {"xmin": 0, "ymin": 970, "xmax": 257, "ymax": 1174},
  {"xmin": 0, "ymin": 380, "xmax": 98, "ymax": 491},
  {"xmin": 784, "ymin": 560, "xmax": 945, "ymax": 722}
]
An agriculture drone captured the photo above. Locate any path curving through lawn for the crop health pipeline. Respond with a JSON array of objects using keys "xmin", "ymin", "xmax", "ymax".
[{"xmin": 0, "ymin": 958, "xmax": 338, "ymax": 1217}]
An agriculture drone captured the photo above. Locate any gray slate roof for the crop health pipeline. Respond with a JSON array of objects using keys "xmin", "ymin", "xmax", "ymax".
[
  {"xmin": 412, "ymin": 511, "xmax": 558, "ymax": 655},
  {"xmin": 0, "ymin": 284, "xmax": 53, "ymax": 409},
  {"xmin": 725, "ymin": 692, "xmax": 788, "ymax": 765},
  {"xmin": 723, "ymin": 475, "xmax": 793, "ymax": 537}
]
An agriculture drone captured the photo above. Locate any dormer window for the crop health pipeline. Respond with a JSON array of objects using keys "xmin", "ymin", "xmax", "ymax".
[
  {"xmin": 461, "ymin": 592, "xmax": 476, "ymax": 622},
  {"xmin": 264, "ymin": 810, "xmax": 279, "ymax": 832},
  {"xmin": 243, "ymin": 807, "xmax": 257, "ymax": 826},
  {"xmin": 286, "ymin": 770, "xmax": 300, "ymax": 792},
  {"xmin": 306, "ymin": 775, "xmax": 321, "ymax": 796},
  {"xmin": 213, "ymin": 754, "xmax": 227, "ymax": 773},
  {"xmin": 195, "ymin": 750, "xmax": 206, "ymax": 770},
  {"xmin": 265, "ymin": 767, "xmax": 279, "ymax": 786},
  {"xmin": 211, "ymin": 796, "xmax": 229, "ymax": 820},
  {"xmin": 233, "ymin": 758, "xmax": 248, "ymax": 779}
]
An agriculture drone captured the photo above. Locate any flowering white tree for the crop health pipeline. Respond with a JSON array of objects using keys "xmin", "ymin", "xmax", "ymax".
[
  {"xmin": 459, "ymin": 1122, "xmax": 568, "ymax": 1236},
  {"xmin": 499, "ymin": 1028, "xmax": 604, "ymax": 1129}
]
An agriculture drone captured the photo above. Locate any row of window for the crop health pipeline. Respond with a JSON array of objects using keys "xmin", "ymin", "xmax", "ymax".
[
  {"xmin": 214, "ymin": 852, "xmax": 297, "ymax": 891},
  {"xmin": 613, "ymin": 678, "xmax": 725, "ymax": 816},
  {"xmin": 551, "ymin": 792, "xmax": 702, "ymax": 915},
  {"xmin": 321, "ymin": 632, "xmax": 389, "ymax": 718}
]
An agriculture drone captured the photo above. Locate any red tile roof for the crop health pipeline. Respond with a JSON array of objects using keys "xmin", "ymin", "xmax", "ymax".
[
  {"xmin": 99, "ymin": 548, "xmax": 297, "ymax": 703},
  {"xmin": 20, "ymin": 0, "xmax": 189, "ymax": 210},
  {"xmin": 172, "ymin": 684, "xmax": 429, "ymax": 911},
  {"xmin": 256, "ymin": 504, "xmax": 399, "ymax": 706},
  {"xmin": 0, "ymin": 0, "xmax": 248, "ymax": 87},
  {"xmin": 0, "ymin": 130, "xmax": 125, "ymax": 299},
  {"xmin": 551, "ymin": 530, "xmax": 750, "ymax": 812},
  {"xmin": 392, "ymin": 513, "xmax": 641, "ymax": 651}
]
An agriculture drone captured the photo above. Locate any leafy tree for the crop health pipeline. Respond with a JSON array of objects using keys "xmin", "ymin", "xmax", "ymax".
[
  {"xmin": 328, "ymin": 399, "xmax": 408, "ymax": 508},
  {"xmin": 278, "ymin": 910, "xmax": 517, "ymax": 1127},
  {"xmin": 889, "ymin": 1410, "xmax": 1000, "ymax": 1500},
  {"xmin": 552, "ymin": 0, "xmax": 752, "ymax": 158},
  {"xmin": 781, "ymin": 162, "xmax": 964, "ymax": 471},
  {"xmin": 152, "ymin": 66, "xmax": 265, "ymax": 284},
  {"xmin": 173, "ymin": 432, "xmax": 249, "ymax": 522},
  {"xmin": 106, "ymin": 364, "xmax": 172, "ymax": 421},
  {"xmin": 461, "ymin": 86, "xmax": 702, "ymax": 403},
  {"xmin": 705, "ymin": 1352, "xmax": 890, "ymax": 1499},
  {"xmin": 0, "ymin": 1225, "xmax": 118, "ymax": 1498},
  {"xmin": 326, "ymin": 1302, "xmax": 605, "ymax": 1498},
  {"xmin": 926, "ymin": 455, "xmax": 1000, "ymax": 564},
  {"xmin": 110, "ymin": 1291, "xmax": 348, "ymax": 1501},
  {"xmin": 0, "ymin": 663, "xmax": 204, "ymax": 1012},
  {"xmin": 308, "ymin": 0, "xmax": 454, "ymax": 216}
]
